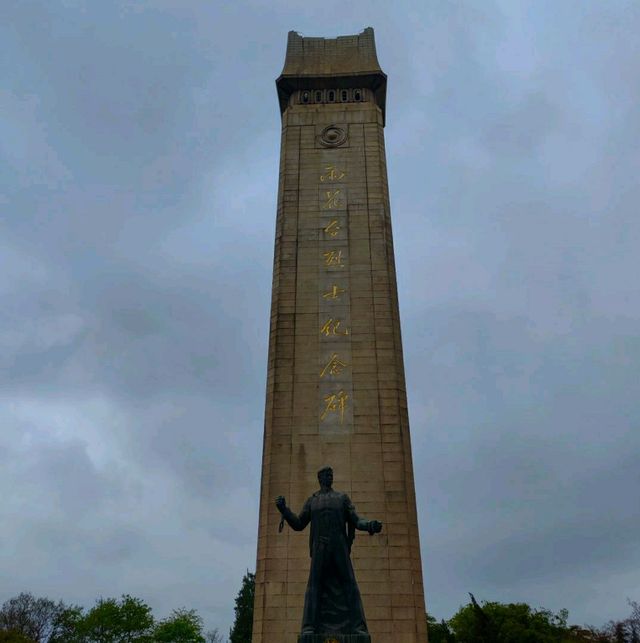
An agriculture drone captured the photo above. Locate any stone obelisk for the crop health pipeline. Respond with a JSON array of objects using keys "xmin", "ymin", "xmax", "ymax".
[{"xmin": 252, "ymin": 28, "xmax": 428, "ymax": 643}]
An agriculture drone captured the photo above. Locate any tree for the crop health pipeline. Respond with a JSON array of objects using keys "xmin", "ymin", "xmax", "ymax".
[
  {"xmin": 154, "ymin": 608, "xmax": 205, "ymax": 643},
  {"xmin": 598, "ymin": 601, "xmax": 640, "ymax": 643},
  {"xmin": 448, "ymin": 595, "xmax": 573, "ymax": 643},
  {"xmin": 0, "ymin": 593, "xmax": 69, "ymax": 643},
  {"xmin": 614, "ymin": 622, "xmax": 627, "ymax": 643},
  {"xmin": 426, "ymin": 613, "xmax": 455, "ymax": 643},
  {"xmin": 628, "ymin": 601, "xmax": 640, "ymax": 643},
  {"xmin": 48, "ymin": 606, "xmax": 85, "ymax": 643},
  {"xmin": 205, "ymin": 629, "xmax": 225, "ymax": 643},
  {"xmin": 54, "ymin": 594, "xmax": 154, "ymax": 643},
  {"xmin": 229, "ymin": 572, "xmax": 254, "ymax": 643}
]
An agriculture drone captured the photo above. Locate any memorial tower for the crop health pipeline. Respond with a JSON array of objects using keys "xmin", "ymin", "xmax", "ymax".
[{"xmin": 253, "ymin": 28, "xmax": 428, "ymax": 643}]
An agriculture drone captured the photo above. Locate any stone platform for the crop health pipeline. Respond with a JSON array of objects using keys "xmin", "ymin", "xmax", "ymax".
[{"xmin": 298, "ymin": 634, "xmax": 371, "ymax": 643}]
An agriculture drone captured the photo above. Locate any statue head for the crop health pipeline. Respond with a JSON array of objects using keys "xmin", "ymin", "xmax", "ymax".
[{"xmin": 317, "ymin": 466, "xmax": 333, "ymax": 489}]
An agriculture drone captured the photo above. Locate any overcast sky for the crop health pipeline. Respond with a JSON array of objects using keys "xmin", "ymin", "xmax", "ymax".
[{"xmin": 2, "ymin": 0, "xmax": 639, "ymax": 635}]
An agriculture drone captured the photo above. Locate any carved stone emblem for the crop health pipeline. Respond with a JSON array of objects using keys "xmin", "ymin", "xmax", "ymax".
[{"xmin": 319, "ymin": 125, "xmax": 347, "ymax": 147}]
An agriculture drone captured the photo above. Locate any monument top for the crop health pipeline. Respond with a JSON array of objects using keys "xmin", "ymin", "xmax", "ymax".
[{"xmin": 276, "ymin": 27, "xmax": 387, "ymax": 122}]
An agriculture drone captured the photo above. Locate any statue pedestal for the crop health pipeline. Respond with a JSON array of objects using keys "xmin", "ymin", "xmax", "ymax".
[{"xmin": 298, "ymin": 634, "xmax": 371, "ymax": 643}]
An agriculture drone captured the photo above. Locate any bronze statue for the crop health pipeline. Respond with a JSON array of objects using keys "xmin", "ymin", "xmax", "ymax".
[{"xmin": 276, "ymin": 466, "xmax": 383, "ymax": 641}]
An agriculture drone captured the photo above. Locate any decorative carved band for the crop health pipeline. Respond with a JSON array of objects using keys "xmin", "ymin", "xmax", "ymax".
[{"xmin": 298, "ymin": 88, "xmax": 367, "ymax": 105}]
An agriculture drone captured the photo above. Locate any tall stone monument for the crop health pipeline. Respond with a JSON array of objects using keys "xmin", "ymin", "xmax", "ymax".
[{"xmin": 253, "ymin": 28, "xmax": 428, "ymax": 643}]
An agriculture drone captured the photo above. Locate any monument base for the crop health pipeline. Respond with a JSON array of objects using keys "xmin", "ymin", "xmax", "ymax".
[{"xmin": 298, "ymin": 634, "xmax": 371, "ymax": 643}]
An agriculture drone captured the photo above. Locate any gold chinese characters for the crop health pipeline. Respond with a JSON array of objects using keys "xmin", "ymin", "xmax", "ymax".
[
  {"xmin": 320, "ymin": 318, "xmax": 350, "ymax": 337},
  {"xmin": 318, "ymin": 163, "xmax": 351, "ymax": 426},
  {"xmin": 324, "ymin": 220, "xmax": 341, "ymax": 237},
  {"xmin": 322, "ymin": 284, "xmax": 346, "ymax": 300},
  {"xmin": 320, "ymin": 390, "xmax": 349, "ymax": 423},
  {"xmin": 321, "ymin": 189, "xmax": 343, "ymax": 210},
  {"xmin": 320, "ymin": 353, "xmax": 348, "ymax": 378},
  {"xmin": 319, "ymin": 165, "xmax": 346, "ymax": 182},
  {"xmin": 323, "ymin": 250, "xmax": 345, "ymax": 268}
]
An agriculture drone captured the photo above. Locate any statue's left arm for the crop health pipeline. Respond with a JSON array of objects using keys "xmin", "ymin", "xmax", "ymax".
[{"xmin": 345, "ymin": 495, "xmax": 382, "ymax": 535}]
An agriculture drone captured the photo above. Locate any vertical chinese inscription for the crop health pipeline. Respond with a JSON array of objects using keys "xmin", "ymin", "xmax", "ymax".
[{"xmin": 317, "ymin": 161, "xmax": 352, "ymax": 432}]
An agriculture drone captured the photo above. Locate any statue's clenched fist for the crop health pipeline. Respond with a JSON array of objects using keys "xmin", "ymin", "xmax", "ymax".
[
  {"xmin": 275, "ymin": 495, "xmax": 287, "ymax": 511},
  {"xmin": 368, "ymin": 520, "xmax": 382, "ymax": 535}
]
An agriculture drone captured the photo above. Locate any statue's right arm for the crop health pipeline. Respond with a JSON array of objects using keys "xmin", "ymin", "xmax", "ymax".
[
  {"xmin": 276, "ymin": 497, "xmax": 311, "ymax": 531},
  {"xmin": 345, "ymin": 495, "xmax": 383, "ymax": 534}
]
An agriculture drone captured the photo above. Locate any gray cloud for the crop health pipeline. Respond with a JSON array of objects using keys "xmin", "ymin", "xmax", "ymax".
[{"xmin": 1, "ymin": 0, "xmax": 639, "ymax": 634}]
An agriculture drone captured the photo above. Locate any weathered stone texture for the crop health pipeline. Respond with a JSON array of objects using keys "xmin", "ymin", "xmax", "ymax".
[{"xmin": 253, "ymin": 28, "xmax": 427, "ymax": 643}]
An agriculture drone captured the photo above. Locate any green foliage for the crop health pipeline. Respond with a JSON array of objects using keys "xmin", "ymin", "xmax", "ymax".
[
  {"xmin": 48, "ymin": 606, "xmax": 85, "ymax": 643},
  {"xmin": 229, "ymin": 571, "xmax": 255, "ymax": 643},
  {"xmin": 428, "ymin": 595, "xmax": 610, "ymax": 643},
  {"xmin": 48, "ymin": 595, "xmax": 154, "ymax": 643},
  {"xmin": 448, "ymin": 598, "xmax": 571, "ymax": 643},
  {"xmin": 427, "ymin": 613, "xmax": 455, "ymax": 643},
  {"xmin": 80, "ymin": 594, "xmax": 154, "ymax": 643},
  {"xmin": 13, "ymin": 582, "xmax": 639, "ymax": 643},
  {"xmin": 153, "ymin": 608, "xmax": 205, "ymax": 643},
  {"xmin": 0, "ymin": 590, "xmax": 229, "ymax": 643},
  {"xmin": 0, "ymin": 632, "xmax": 37, "ymax": 643}
]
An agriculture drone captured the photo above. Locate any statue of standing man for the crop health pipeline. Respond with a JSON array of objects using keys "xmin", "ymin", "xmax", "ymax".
[{"xmin": 276, "ymin": 466, "xmax": 383, "ymax": 641}]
